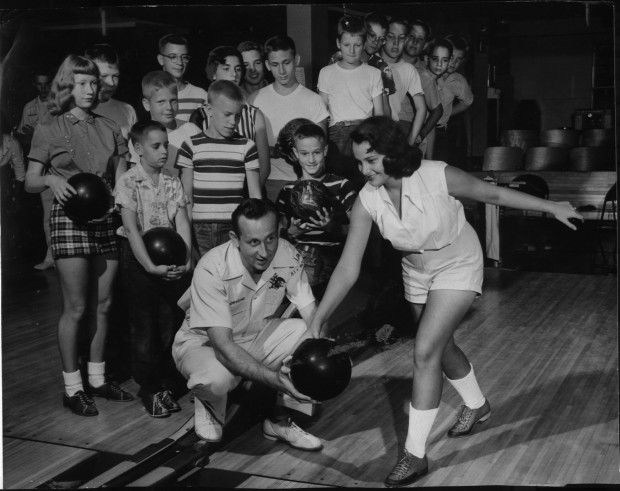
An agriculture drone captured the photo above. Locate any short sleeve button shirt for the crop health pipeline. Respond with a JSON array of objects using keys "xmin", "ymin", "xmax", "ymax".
[
  {"xmin": 113, "ymin": 163, "xmax": 189, "ymax": 237},
  {"xmin": 358, "ymin": 160, "xmax": 466, "ymax": 252},
  {"xmin": 28, "ymin": 112, "xmax": 128, "ymax": 181},
  {"xmin": 178, "ymin": 238, "xmax": 315, "ymax": 343}
]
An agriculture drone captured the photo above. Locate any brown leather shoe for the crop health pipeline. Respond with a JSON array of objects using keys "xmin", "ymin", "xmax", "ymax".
[
  {"xmin": 447, "ymin": 399, "xmax": 491, "ymax": 438},
  {"xmin": 63, "ymin": 390, "xmax": 99, "ymax": 417},
  {"xmin": 384, "ymin": 448, "xmax": 428, "ymax": 487}
]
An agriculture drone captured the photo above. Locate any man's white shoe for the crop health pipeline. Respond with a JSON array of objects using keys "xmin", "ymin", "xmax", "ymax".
[
  {"xmin": 194, "ymin": 398, "xmax": 223, "ymax": 442},
  {"xmin": 262, "ymin": 418, "xmax": 323, "ymax": 451}
]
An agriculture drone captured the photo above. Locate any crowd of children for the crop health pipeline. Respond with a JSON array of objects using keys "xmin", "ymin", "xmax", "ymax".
[{"xmin": 5, "ymin": 8, "xmax": 477, "ymax": 461}]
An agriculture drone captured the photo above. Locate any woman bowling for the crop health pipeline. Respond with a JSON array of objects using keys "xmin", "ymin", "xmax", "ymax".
[
  {"xmin": 25, "ymin": 54, "xmax": 133, "ymax": 417},
  {"xmin": 307, "ymin": 116, "xmax": 583, "ymax": 487}
]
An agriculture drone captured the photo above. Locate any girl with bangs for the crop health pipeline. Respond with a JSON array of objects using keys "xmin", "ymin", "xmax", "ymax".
[{"xmin": 25, "ymin": 54, "xmax": 134, "ymax": 417}]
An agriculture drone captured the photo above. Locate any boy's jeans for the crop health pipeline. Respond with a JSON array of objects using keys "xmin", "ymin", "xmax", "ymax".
[
  {"xmin": 193, "ymin": 221, "xmax": 233, "ymax": 257},
  {"xmin": 120, "ymin": 240, "xmax": 189, "ymax": 396}
]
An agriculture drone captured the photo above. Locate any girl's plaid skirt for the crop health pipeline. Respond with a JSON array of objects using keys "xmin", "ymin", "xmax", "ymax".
[{"xmin": 50, "ymin": 201, "xmax": 119, "ymax": 259}]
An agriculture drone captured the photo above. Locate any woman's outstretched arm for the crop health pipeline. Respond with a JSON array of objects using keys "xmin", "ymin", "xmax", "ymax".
[{"xmin": 445, "ymin": 165, "xmax": 583, "ymax": 230}]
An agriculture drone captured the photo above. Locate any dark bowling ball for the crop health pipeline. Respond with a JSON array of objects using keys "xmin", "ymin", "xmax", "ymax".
[
  {"xmin": 288, "ymin": 179, "xmax": 335, "ymax": 222},
  {"xmin": 143, "ymin": 227, "xmax": 187, "ymax": 266},
  {"xmin": 64, "ymin": 173, "xmax": 111, "ymax": 223},
  {"xmin": 290, "ymin": 338, "xmax": 352, "ymax": 401}
]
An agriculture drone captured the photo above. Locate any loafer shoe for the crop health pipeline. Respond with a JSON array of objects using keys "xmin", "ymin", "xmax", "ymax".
[
  {"xmin": 160, "ymin": 389, "xmax": 181, "ymax": 413},
  {"xmin": 142, "ymin": 392, "xmax": 170, "ymax": 418},
  {"xmin": 194, "ymin": 398, "xmax": 223, "ymax": 442},
  {"xmin": 262, "ymin": 418, "xmax": 323, "ymax": 451},
  {"xmin": 384, "ymin": 448, "xmax": 428, "ymax": 487},
  {"xmin": 63, "ymin": 390, "xmax": 99, "ymax": 417},
  {"xmin": 448, "ymin": 399, "xmax": 491, "ymax": 438},
  {"xmin": 88, "ymin": 381, "xmax": 134, "ymax": 402}
]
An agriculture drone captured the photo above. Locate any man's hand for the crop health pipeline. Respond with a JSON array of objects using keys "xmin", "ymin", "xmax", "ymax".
[{"xmin": 274, "ymin": 355, "xmax": 316, "ymax": 403}]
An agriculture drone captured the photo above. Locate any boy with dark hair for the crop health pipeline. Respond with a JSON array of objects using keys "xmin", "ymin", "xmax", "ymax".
[
  {"xmin": 439, "ymin": 34, "xmax": 474, "ymax": 165},
  {"xmin": 17, "ymin": 68, "xmax": 54, "ymax": 270},
  {"xmin": 276, "ymin": 123, "xmax": 356, "ymax": 286},
  {"xmin": 425, "ymin": 38, "xmax": 473, "ymax": 161},
  {"xmin": 177, "ymin": 79, "xmax": 262, "ymax": 255},
  {"xmin": 157, "ymin": 33, "xmax": 208, "ymax": 122},
  {"xmin": 248, "ymin": 35, "xmax": 329, "ymax": 202},
  {"xmin": 85, "ymin": 43, "xmax": 137, "ymax": 141},
  {"xmin": 115, "ymin": 120, "xmax": 192, "ymax": 418},
  {"xmin": 403, "ymin": 19, "xmax": 433, "ymax": 69},
  {"xmin": 237, "ymin": 40, "xmax": 269, "ymax": 96},
  {"xmin": 380, "ymin": 17, "xmax": 427, "ymax": 146}
]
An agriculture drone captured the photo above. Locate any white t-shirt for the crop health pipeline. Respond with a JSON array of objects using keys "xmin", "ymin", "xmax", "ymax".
[
  {"xmin": 317, "ymin": 63, "xmax": 383, "ymax": 126},
  {"xmin": 177, "ymin": 82, "xmax": 209, "ymax": 122},
  {"xmin": 358, "ymin": 160, "xmax": 466, "ymax": 251},
  {"xmin": 93, "ymin": 98, "xmax": 137, "ymax": 141},
  {"xmin": 386, "ymin": 60, "xmax": 423, "ymax": 122},
  {"xmin": 128, "ymin": 119, "xmax": 203, "ymax": 177},
  {"xmin": 248, "ymin": 84, "xmax": 329, "ymax": 181}
]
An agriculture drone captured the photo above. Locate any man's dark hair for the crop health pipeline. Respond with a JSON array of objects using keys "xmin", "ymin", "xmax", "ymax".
[{"xmin": 232, "ymin": 199, "xmax": 279, "ymax": 237}]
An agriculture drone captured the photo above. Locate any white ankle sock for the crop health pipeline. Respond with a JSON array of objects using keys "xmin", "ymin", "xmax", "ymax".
[
  {"xmin": 87, "ymin": 361, "xmax": 106, "ymax": 388},
  {"xmin": 404, "ymin": 405, "xmax": 439, "ymax": 458},
  {"xmin": 63, "ymin": 370, "xmax": 83, "ymax": 397},
  {"xmin": 446, "ymin": 364, "xmax": 485, "ymax": 409}
]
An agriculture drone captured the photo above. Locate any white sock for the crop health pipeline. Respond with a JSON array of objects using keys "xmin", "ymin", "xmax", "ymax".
[
  {"xmin": 63, "ymin": 370, "xmax": 83, "ymax": 397},
  {"xmin": 446, "ymin": 364, "xmax": 485, "ymax": 409},
  {"xmin": 87, "ymin": 361, "xmax": 106, "ymax": 388},
  {"xmin": 404, "ymin": 405, "xmax": 439, "ymax": 458}
]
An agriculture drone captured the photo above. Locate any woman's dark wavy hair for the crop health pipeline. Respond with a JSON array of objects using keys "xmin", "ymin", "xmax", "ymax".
[
  {"xmin": 350, "ymin": 116, "xmax": 422, "ymax": 178},
  {"xmin": 205, "ymin": 46, "xmax": 244, "ymax": 82}
]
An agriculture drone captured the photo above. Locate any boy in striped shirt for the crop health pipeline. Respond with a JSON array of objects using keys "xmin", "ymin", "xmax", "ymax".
[
  {"xmin": 276, "ymin": 123, "xmax": 357, "ymax": 287},
  {"xmin": 177, "ymin": 80, "xmax": 262, "ymax": 255}
]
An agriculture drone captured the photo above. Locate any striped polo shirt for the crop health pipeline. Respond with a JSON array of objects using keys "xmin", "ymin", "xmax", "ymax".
[{"xmin": 176, "ymin": 133, "xmax": 259, "ymax": 222}]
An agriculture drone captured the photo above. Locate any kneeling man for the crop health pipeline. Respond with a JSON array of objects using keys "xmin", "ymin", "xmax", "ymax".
[{"xmin": 173, "ymin": 198, "xmax": 321, "ymax": 450}]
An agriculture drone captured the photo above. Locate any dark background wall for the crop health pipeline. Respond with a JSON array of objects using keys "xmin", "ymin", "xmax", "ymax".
[{"xmin": 0, "ymin": 1, "xmax": 615, "ymax": 159}]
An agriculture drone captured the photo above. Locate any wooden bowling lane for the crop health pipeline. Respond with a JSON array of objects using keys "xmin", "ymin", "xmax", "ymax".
[{"xmin": 203, "ymin": 269, "xmax": 619, "ymax": 487}]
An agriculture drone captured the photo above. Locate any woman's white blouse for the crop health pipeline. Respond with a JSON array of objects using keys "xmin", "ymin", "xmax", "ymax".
[{"xmin": 358, "ymin": 160, "xmax": 466, "ymax": 252}]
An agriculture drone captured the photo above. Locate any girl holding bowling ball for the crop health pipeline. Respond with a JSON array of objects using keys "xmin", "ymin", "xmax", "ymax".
[
  {"xmin": 307, "ymin": 116, "xmax": 583, "ymax": 487},
  {"xmin": 25, "ymin": 54, "xmax": 133, "ymax": 417}
]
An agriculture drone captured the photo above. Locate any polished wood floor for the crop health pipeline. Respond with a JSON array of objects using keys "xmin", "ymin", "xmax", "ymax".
[{"xmin": 1, "ymin": 259, "xmax": 618, "ymax": 488}]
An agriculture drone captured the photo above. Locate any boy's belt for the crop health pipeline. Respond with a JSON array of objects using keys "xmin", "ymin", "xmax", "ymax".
[{"xmin": 331, "ymin": 119, "xmax": 364, "ymax": 128}]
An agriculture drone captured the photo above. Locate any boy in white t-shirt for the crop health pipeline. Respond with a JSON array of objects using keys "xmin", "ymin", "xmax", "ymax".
[
  {"xmin": 248, "ymin": 35, "xmax": 329, "ymax": 202},
  {"xmin": 318, "ymin": 16, "xmax": 384, "ymax": 156},
  {"xmin": 157, "ymin": 34, "xmax": 208, "ymax": 122},
  {"xmin": 318, "ymin": 16, "xmax": 384, "ymax": 189}
]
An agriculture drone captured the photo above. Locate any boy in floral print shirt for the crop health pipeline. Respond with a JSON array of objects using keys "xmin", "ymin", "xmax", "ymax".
[{"xmin": 114, "ymin": 120, "xmax": 192, "ymax": 418}]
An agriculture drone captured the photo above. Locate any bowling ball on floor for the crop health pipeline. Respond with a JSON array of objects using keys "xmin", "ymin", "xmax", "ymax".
[
  {"xmin": 290, "ymin": 338, "xmax": 352, "ymax": 401},
  {"xmin": 143, "ymin": 227, "xmax": 187, "ymax": 266},
  {"xmin": 288, "ymin": 179, "xmax": 335, "ymax": 222},
  {"xmin": 64, "ymin": 173, "xmax": 111, "ymax": 223}
]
